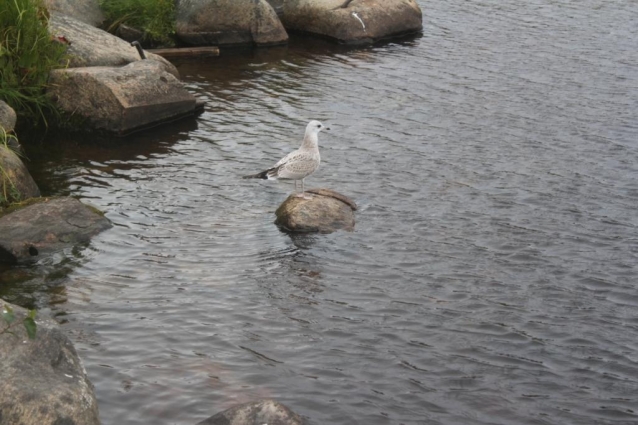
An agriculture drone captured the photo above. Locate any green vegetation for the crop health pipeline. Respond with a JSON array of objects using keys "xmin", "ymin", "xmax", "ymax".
[
  {"xmin": 0, "ymin": 0, "xmax": 68, "ymax": 123},
  {"xmin": 100, "ymin": 0, "xmax": 176, "ymax": 47},
  {"xmin": 1, "ymin": 303, "xmax": 37, "ymax": 340}
]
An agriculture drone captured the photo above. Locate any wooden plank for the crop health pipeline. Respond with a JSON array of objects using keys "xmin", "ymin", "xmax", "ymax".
[{"xmin": 147, "ymin": 46, "xmax": 220, "ymax": 59}]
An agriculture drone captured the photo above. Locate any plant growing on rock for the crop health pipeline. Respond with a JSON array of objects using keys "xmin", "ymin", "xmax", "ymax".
[
  {"xmin": 1, "ymin": 303, "xmax": 37, "ymax": 339},
  {"xmin": 0, "ymin": 0, "xmax": 68, "ymax": 123},
  {"xmin": 100, "ymin": 0, "xmax": 176, "ymax": 47}
]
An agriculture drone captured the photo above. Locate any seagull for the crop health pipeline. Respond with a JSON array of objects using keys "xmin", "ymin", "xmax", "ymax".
[{"xmin": 243, "ymin": 120, "xmax": 328, "ymax": 199}]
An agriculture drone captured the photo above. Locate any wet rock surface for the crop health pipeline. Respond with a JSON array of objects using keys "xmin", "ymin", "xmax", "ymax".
[{"xmin": 0, "ymin": 197, "xmax": 112, "ymax": 264}]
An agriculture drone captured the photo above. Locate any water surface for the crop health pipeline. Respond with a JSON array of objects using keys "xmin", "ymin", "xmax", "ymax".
[{"xmin": 10, "ymin": 0, "xmax": 638, "ymax": 424}]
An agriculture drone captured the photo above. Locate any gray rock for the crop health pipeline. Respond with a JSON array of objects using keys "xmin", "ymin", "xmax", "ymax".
[
  {"xmin": 0, "ymin": 146, "xmax": 40, "ymax": 206},
  {"xmin": 43, "ymin": 0, "xmax": 105, "ymax": 27},
  {"xmin": 275, "ymin": 188, "xmax": 357, "ymax": 233},
  {"xmin": 0, "ymin": 197, "xmax": 112, "ymax": 264},
  {"xmin": 48, "ymin": 13, "xmax": 179, "ymax": 78},
  {"xmin": 265, "ymin": 0, "xmax": 284, "ymax": 17},
  {"xmin": 0, "ymin": 300, "xmax": 100, "ymax": 425},
  {"xmin": 196, "ymin": 399, "xmax": 304, "ymax": 425},
  {"xmin": 0, "ymin": 101, "xmax": 17, "ymax": 133},
  {"xmin": 176, "ymin": 0, "xmax": 288, "ymax": 46},
  {"xmin": 48, "ymin": 60, "xmax": 200, "ymax": 135},
  {"xmin": 116, "ymin": 24, "xmax": 145, "ymax": 43},
  {"xmin": 281, "ymin": 0, "xmax": 423, "ymax": 44}
]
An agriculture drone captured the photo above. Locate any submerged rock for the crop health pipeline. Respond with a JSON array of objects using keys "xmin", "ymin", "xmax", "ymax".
[
  {"xmin": 0, "ymin": 300, "xmax": 100, "ymax": 425},
  {"xmin": 0, "ymin": 146, "xmax": 40, "ymax": 206},
  {"xmin": 275, "ymin": 188, "xmax": 357, "ymax": 233},
  {"xmin": 0, "ymin": 101, "xmax": 17, "ymax": 133},
  {"xmin": 0, "ymin": 197, "xmax": 111, "ymax": 264},
  {"xmin": 48, "ymin": 60, "xmax": 201, "ymax": 135},
  {"xmin": 43, "ymin": 0, "xmax": 105, "ymax": 27},
  {"xmin": 281, "ymin": 0, "xmax": 423, "ymax": 44},
  {"xmin": 48, "ymin": 13, "xmax": 178, "ymax": 77},
  {"xmin": 196, "ymin": 399, "xmax": 304, "ymax": 425},
  {"xmin": 176, "ymin": 0, "xmax": 288, "ymax": 46}
]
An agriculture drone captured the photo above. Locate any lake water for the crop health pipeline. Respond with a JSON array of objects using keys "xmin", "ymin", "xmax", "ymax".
[{"xmin": 6, "ymin": 0, "xmax": 638, "ymax": 424}]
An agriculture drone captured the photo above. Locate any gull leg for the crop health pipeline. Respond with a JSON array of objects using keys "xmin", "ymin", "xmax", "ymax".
[{"xmin": 295, "ymin": 178, "xmax": 312, "ymax": 199}]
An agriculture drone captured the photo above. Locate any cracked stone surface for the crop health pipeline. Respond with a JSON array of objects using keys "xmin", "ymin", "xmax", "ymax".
[{"xmin": 0, "ymin": 197, "xmax": 112, "ymax": 264}]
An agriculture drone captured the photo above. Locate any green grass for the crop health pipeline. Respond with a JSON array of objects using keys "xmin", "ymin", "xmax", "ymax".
[
  {"xmin": 100, "ymin": 0, "xmax": 176, "ymax": 47},
  {"xmin": 0, "ymin": 0, "xmax": 68, "ymax": 124}
]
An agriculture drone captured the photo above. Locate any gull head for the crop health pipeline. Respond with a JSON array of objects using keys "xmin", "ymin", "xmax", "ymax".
[{"xmin": 306, "ymin": 120, "xmax": 329, "ymax": 135}]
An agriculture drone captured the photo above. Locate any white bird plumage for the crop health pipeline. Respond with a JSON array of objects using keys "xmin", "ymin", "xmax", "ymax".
[{"xmin": 244, "ymin": 120, "xmax": 328, "ymax": 198}]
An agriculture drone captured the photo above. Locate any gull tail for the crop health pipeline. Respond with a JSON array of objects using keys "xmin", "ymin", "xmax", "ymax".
[{"xmin": 242, "ymin": 168, "xmax": 277, "ymax": 180}]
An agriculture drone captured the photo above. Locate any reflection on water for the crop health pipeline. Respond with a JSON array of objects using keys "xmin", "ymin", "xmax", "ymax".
[{"xmin": 8, "ymin": 0, "xmax": 638, "ymax": 424}]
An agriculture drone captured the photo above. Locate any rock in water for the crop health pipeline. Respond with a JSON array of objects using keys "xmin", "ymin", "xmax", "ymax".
[
  {"xmin": 196, "ymin": 399, "xmax": 304, "ymax": 425},
  {"xmin": 0, "ymin": 197, "xmax": 112, "ymax": 264},
  {"xmin": 0, "ymin": 300, "xmax": 100, "ymax": 425},
  {"xmin": 176, "ymin": 0, "xmax": 288, "ymax": 46},
  {"xmin": 281, "ymin": 0, "xmax": 423, "ymax": 44},
  {"xmin": 47, "ymin": 60, "xmax": 200, "ymax": 135},
  {"xmin": 275, "ymin": 188, "xmax": 357, "ymax": 233}
]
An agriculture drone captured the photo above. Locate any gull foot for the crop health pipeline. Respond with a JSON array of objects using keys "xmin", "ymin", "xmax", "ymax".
[{"xmin": 294, "ymin": 193, "xmax": 314, "ymax": 200}]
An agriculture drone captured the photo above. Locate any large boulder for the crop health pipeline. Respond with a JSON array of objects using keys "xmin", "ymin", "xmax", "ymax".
[
  {"xmin": 196, "ymin": 399, "xmax": 304, "ymax": 425},
  {"xmin": 275, "ymin": 188, "xmax": 357, "ymax": 233},
  {"xmin": 0, "ymin": 300, "xmax": 100, "ymax": 425},
  {"xmin": 0, "ymin": 146, "xmax": 40, "ymax": 206},
  {"xmin": 281, "ymin": 0, "xmax": 423, "ymax": 44},
  {"xmin": 43, "ymin": 0, "xmax": 104, "ymax": 27},
  {"xmin": 176, "ymin": 0, "xmax": 288, "ymax": 46},
  {"xmin": 48, "ymin": 13, "xmax": 179, "ymax": 77},
  {"xmin": 48, "ymin": 60, "xmax": 201, "ymax": 135},
  {"xmin": 0, "ymin": 197, "xmax": 112, "ymax": 264},
  {"xmin": 0, "ymin": 101, "xmax": 17, "ymax": 133}
]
